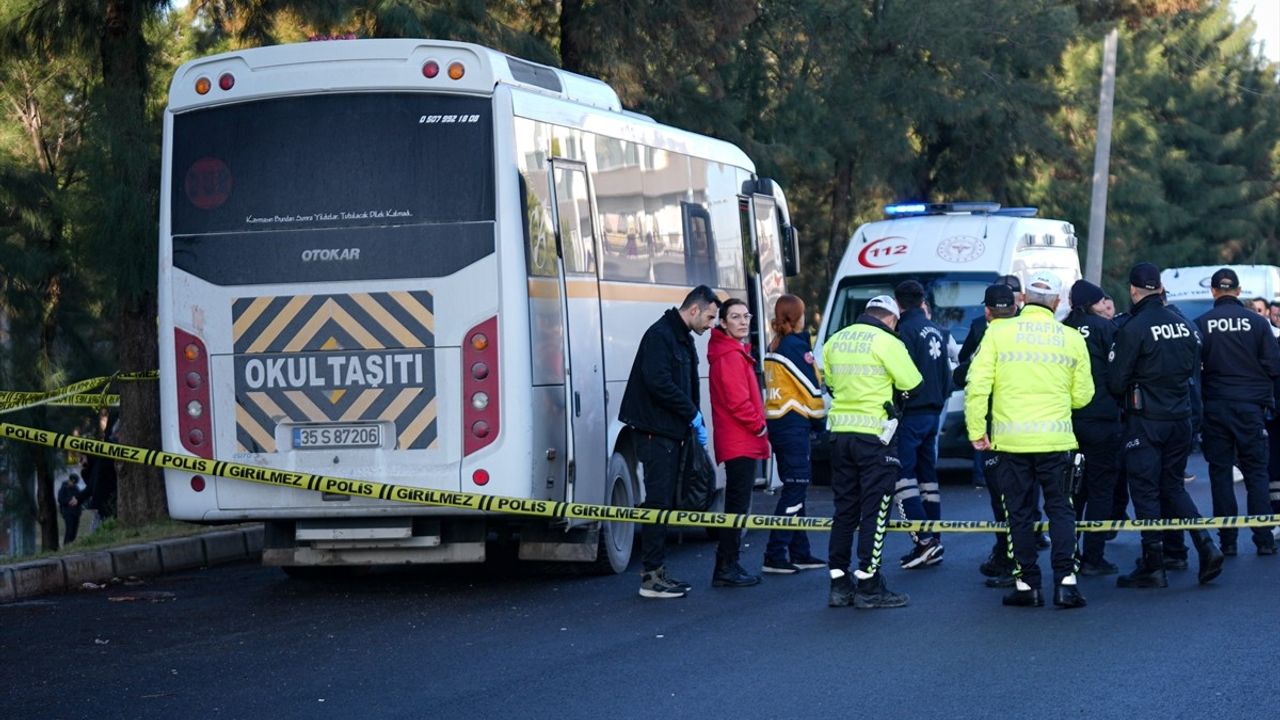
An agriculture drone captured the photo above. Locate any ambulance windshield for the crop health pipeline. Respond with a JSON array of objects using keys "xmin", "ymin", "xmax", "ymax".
[{"xmin": 825, "ymin": 272, "xmax": 997, "ymax": 344}]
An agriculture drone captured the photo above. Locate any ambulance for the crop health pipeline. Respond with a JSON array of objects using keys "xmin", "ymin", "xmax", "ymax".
[
  {"xmin": 815, "ymin": 202, "xmax": 1083, "ymax": 460},
  {"xmin": 1161, "ymin": 265, "xmax": 1280, "ymax": 320}
]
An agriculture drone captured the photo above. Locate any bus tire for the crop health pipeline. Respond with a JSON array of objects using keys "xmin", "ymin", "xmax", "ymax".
[{"xmin": 591, "ymin": 453, "xmax": 637, "ymax": 575}]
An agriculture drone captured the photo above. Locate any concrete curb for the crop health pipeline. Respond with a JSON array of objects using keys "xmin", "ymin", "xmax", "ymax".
[{"xmin": 0, "ymin": 524, "xmax": 263, "ymax": 604}]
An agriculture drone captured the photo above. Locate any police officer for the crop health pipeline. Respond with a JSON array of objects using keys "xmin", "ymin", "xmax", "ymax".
[
  {"xmin": 1194, "ymin": 267, "xmax": 1280, "ymax": 555},
  {"xmin": 1109, "ymin": 263, "xmax": 1225, "ymax": 588},
  {"xmin": 965, "ymin": 272, "xmax": 1092, "ymax": 608},
  {"xmin": 823, "ymin": 295, "xmax": 922, "ymax": 609},
  {"xmin": 1063, "ymin": 280, "xmax": 1123, "ymax": 575},
  {"xmin": 892, "ymin": 280, "xmax": 951, "ymax": 569},
  {"xmin": 963, "ymin": 283, "xmax": 1020, "ymax": 586},
  {"xmin": 955, "ymin": 275, "xmax": 1024, "ymax": 492}
]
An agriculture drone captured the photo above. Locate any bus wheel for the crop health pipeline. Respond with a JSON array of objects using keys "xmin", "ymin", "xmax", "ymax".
[{"xmin": 591, "ymin": 453, "xmax": 637, "ymax": 575}]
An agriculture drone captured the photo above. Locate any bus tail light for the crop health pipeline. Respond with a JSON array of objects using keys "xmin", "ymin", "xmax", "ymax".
[
  {"xmin": 175, "ymin": 328, "xmax": 213, "ymax": 459},
  {"xmin": 463, "ymin": 317, "xmax": 498, "ymax": 456}
]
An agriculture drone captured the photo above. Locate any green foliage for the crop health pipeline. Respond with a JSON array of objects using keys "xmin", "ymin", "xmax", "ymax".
[{"xmin": 0, "ymin": 0, "xmax": 1277, "ymax": 536}]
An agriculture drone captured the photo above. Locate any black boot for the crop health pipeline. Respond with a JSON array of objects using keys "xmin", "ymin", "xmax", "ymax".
[
  {"xmin": 1053, "ymin": 578, "xmax": 1087, "ymax": 609},
  {"xmin": 1117, "ymin": 545, "xmax": 1168, "ymax": 588},
  {"xmin": 1191, "ymin": 530, "xmax": 1224, "ymax": 585},
  {"xmin": 1002, "ymin": 580, "xmax": 1043, "ymax": 607},
  {"xmin": 829, "ymin": 573, "xmax": 855, "ymax": 607},
  {"xmin": 853, "ymin": 572, "xmax": 909, "ymax": 609},
  {"xmin": 712, "ymin": 560, "xmax": 761, "ymax": 588}
]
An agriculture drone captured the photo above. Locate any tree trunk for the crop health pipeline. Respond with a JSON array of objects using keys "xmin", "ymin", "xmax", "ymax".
[
  {"xmin": 35, "ymin": 447, "xmax": 58, "ymax": 551},
  {"xmin": 558, "ymin": 0, "xmax": 587, "ymax": 73},
  {"xmin": 101, "ymin": 0, "xmax": 166, "ymax": 524},
  {"xmin": 824, "ymin": 157, "xmax": 854, "ymax": 294},
  {"xmin": 116, "ymin": 292, "xmax": 166, "ymax": 524}
]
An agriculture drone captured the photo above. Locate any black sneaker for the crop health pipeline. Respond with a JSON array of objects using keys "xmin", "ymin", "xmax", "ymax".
[
  {"xmin": 986, "ymin": 573, "xmax": 1017, "ymax": 589},
  {"xmin": 1078, "ymin": 559, "xmax": 1119, "ymax": 576},
  {"xmin": 791, "ymin": 554, "xmax": 828, "ymax": 570},
  {"xmin": 712, "ymin": 563, "xmax": 761, "ymax": 588},
  {"xmin": 657, "ymin": 567, "xmax": 692, "ymax": 592},
  {"xmin": 763, "ymin": 558, "xmax": 800, "ymax": 574},
  {"xmin": 853, "ymin": 573, "xmax": 909, "ymax": 609},
  {"xmin": 829, "ymin": 574, "xmax": 855, "ymax": 607},
  {"xmin": 1258, "ymin": 544, "xmax": 1277, "ymax": 556},
  {"xmin": 980, "ymin": 552, "xmax": 1014, "ymax": 578},
  {"xmin": 901, "ymin": 537, "xmax": 942, "ymax": 569},
  {"xmin": 639, "ymin": 569, "xmax": 687, "ymax": 599}
]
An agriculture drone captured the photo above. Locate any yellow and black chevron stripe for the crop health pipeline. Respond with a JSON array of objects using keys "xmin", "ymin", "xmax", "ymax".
[{"xmin": 231, "ymin": 291, "xmax": 437, "ymax": 453}]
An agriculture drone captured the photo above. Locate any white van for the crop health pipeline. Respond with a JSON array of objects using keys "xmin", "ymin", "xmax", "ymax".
[
  {"xmin": 1161, "ymin": 264, "xmax": 1280, "ymax": 319},
  {"xmin": 814, "ymin": 202, "xmax": 1082, "ymax": 460}
]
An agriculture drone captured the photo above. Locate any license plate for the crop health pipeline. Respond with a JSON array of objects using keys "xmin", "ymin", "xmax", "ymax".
[{"xmin": 292, "ymin": 424, "xmax": 382, "ymax": 450}]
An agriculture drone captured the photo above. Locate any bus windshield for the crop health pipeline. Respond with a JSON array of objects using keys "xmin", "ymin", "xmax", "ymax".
[
  {"xmin": 170, "ymin": 92, "xmax": 495, "ymax": 285},
  {"xmin": 825, "ymin": 272, "xmax": 998, "ymax": 344}
]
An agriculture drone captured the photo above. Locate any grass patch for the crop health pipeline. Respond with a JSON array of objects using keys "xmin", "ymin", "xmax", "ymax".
[{"xmin": 8, "ymin": 518, "xmax": 248, "ymax": 564}]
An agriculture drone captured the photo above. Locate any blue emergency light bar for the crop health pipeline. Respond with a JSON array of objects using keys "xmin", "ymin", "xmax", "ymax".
[{"xmin": 883, "ymin": 201, "xmax": 1036, "ymax": 218}]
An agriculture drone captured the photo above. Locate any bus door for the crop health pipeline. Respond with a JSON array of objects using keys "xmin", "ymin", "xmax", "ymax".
[
  {"xmin": 547, "ymin": 159, "xmax": 607, "ymax": 507},
  {"xmin": 740, "ymin": 191, "xmax": 785, "ymax": 485}
]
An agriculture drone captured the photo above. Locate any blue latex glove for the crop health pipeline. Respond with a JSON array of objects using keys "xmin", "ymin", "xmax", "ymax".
[{"xmin": 690, "ymin": 411, "xmax": 708, "ymax": 447}]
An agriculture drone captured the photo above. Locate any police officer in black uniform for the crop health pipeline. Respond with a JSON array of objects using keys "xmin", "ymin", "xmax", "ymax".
[
  {"xmin": 1108, "ymin": 262, "xmax": 1225, "ymax": 588},
  {"xmin": 1063, "ymin": 280, "xmax": 1122, "ymax": 575},
  {"xmin": 1194, "ymin": 267, "xmax": 1280, "ymax": 556}
]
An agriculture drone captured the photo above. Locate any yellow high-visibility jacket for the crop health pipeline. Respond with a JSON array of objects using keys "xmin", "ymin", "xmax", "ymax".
[
  {"xmin": 964, "ymin": 304, "xmax": 1093, "ymax": 453},
  {"xmin": 822, "ymin": 319, "xmax": 922, "ymax": 436}
]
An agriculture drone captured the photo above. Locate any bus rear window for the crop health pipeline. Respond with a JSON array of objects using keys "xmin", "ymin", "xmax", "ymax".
[{"xmin": 171, "ymin": 93, "xmax": 494, "ymax": 236}]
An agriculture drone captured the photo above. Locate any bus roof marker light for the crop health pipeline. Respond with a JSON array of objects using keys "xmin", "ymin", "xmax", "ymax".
[
  {"xmin": 195, "ymin": 77, "xmax": 211, "ymax": 95},
  {"xmin": 218, "ymin": 73, "xmax": 235, "ymax": 91},
  {"xmin": 448, "ymin": 62, "xmax": 465, "ymax": 80},
  {"xmin": 422, "ymin": 60, "xmax": 440, "ymax": 79}
]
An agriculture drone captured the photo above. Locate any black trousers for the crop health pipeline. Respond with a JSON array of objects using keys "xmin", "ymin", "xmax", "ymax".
[
  {"xmin": 828, "ymin": 432, "xmax": 898, "ymax": 575},
  {"xmin": 636, "ymin": 433, "xmax": 681, "ymax": 572},
  {"xmin": 62, "ymin": 511, "xmax": 80, "ymax": 544},
  {"xmin": 1123, "ymin": 416, "xmax": 1203, "ymax": 549},
  {"xmin": 995, "ymin": 451, "xmax": 1076, "ymax": 587},
  {"xmin": 1075, "ymin": 419, "xmax": 1122, "ymax": 563},
  {"xmin": 1203, "ymin": 400, "xmax": 1273, "ymax": 548},
  {"xmin": 981, "ymin": 452, "xmax": 1009, "ymax": 556},
  {"xmin": 716, "ymin": 457, "xmax": 756, "ymax": 566}
]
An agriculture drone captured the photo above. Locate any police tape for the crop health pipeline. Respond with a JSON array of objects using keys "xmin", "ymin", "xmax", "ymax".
[
  {"xmin": 2, "ymin": 419, "xmax": 1279, "ymax": 534},
  {"xmin": 0, "ymin": 371, "xmax": 156, "ymax": 414}
]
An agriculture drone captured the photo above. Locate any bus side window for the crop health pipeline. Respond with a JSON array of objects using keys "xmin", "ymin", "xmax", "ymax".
[
  {"xmin": 682, "ymin": 202, "xmax": 715, "ymax": 287},
  {"xmin": 594, "ymin": 135, "xmax": 650, "ymax": 282},
  {"xmin": 519, "ymin": 171, "xmax": 556, "ymax": 278},
  {"xmin": 552, "ymin": 165, "xmax": 596, "ymax": 274}
]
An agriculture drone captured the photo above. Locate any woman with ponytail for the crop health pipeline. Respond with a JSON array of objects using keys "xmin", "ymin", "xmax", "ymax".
[{"xmin": 762, "ymin": 295, "xmax": 829, "ymax": 573}]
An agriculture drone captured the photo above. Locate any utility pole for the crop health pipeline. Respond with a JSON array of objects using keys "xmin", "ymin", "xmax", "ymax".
[{"xmin": 1085, "ymin": 28, "xmax": 1118, "ymax": 286}]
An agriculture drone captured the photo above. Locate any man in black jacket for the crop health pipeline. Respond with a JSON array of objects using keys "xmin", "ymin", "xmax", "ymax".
[
  {"xmin": 893, "ymin": 280, "xmax": 951, "ymax": 569},
  {"xmin": 1194, "ymin": 267, "xmax": 1280, "ymax": 556},
  {"xmin": 1108, "ymin": 263, "xmax": 1224, "ymax": 588},
  {"xmin": 1063, "ymin": 280, "xmax": 1122, "ymax": 575},
  {"xmin": 619, "ymin": 284, "xmax": 720, "ymax": 599}
]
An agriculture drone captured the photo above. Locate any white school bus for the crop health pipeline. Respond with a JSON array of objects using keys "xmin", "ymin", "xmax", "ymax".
[{"xmin": 158, "ymin": 39, "xmax": 799, "ymax": 573}]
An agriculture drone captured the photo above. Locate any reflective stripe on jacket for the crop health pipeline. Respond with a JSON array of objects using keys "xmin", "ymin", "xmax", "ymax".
[
  {"xmin": 822, "ymin": 316, "xmax": 922, "ymax": 436},
  {"xmin": 964, "ymin": 304, "xmax": 1093, "ymax": 453}
]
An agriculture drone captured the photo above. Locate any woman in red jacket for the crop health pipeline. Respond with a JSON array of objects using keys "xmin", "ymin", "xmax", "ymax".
[{"xmin": 707, "ymin": 298, "xmax": 768, "ymax": 588}]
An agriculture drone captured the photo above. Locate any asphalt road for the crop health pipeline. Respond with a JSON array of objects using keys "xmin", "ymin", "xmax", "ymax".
[{"xmin": 6, "ymin": 452, "xmax": 1278, "ymax": 720}]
